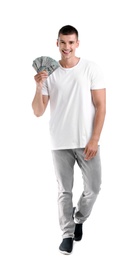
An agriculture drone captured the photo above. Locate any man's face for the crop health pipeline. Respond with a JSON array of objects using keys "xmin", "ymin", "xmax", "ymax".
[{"xmin": 57, "ymin": 34, "xmax": 79, "ymax": 60}]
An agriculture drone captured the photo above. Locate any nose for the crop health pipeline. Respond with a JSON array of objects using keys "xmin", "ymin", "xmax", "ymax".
[{"xmin": 64, "ymin": 43, "xmax": 69, "ymax": 49}]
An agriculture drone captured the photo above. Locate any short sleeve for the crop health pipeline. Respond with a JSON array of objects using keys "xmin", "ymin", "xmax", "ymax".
[
  {"xmin": 41, "ymin": 80, "xmax": 49, "ymax": 96},
  {"xmin": 90, "ymin": 63, "xmax": 105, "ymax": 90}
]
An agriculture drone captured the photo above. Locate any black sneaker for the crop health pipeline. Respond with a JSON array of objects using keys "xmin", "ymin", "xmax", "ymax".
[
  {"xmin": 73, "ymin": 207, "xmax": 83, "ymax": 241},
  {"xmin": 59, "ymin": 238, "xmax": 73, "ymax": 254},
  {"xmin": 74, "ymin": 223, "xmax": 83, "ymax": 241}
]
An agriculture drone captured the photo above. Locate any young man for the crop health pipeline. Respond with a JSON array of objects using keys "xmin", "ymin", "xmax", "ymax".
[{"xmin": 32, "ymin": 25, "xmax": 106, "ymax": 255}]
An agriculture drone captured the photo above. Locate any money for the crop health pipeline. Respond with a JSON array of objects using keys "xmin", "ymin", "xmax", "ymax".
[{"xmin": 32, "ymin": 56, "xmax": 59, "ymax": 76}]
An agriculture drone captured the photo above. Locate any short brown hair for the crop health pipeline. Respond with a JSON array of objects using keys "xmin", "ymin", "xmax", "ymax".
[{"xmin": 58, "ymin": 25, "xmax": 79, "ymax": 39}]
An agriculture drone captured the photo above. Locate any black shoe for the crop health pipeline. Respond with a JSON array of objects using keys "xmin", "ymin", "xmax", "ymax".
[
  {"xmin": 74, "ymin": 223, "xmax": 83, "ymax": 241},
  {"xmin": 73, "ymin": 207, "xmax": 83, "ymax": 241},
  {"xmin": 59, "ymin": 238, "xmax": 73, "ymax": 254}
]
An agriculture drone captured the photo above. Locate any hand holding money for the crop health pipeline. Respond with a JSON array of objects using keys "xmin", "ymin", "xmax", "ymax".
[
  {"xmin": 34, "ymin": 71, "xmax": 48, "ymax": 92},
  {"xmin": 33, "ymin": 56, "xmax": 59, "ymax": 92}
]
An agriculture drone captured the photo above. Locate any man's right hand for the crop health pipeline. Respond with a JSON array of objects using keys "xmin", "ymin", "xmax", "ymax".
[{"xmin": 34, "ymin": 71, "xmax": 48, "ymax": 91}]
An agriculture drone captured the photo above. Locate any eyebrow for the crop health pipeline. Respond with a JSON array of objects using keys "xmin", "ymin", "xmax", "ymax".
[{"xmin": 60, "ymin": 40, "xmax": 75, "ymax": 43}]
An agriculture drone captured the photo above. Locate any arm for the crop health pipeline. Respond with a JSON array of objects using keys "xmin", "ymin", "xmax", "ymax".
[
  {"xmin": 84, "ymin": 88, "xmax": 106, "ymax": 161},
  {"xmin": 32, "ymin": 71, "xmax": 50, "ymax": 117}
]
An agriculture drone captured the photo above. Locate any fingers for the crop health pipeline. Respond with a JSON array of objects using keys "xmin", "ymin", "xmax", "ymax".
[
  {"xmin": 84, "ymin": 151, "xmax": 97, "ymax": 161},
  {"xmin": 34, "ymin": 71, "xmax": 48, "ymax": 83},
  {"xmin": 83, "ymin": 147, "xmax": 97, "ymax": 161}
]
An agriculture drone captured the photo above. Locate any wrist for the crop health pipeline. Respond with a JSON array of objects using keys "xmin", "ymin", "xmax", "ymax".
[
  {"xmin": 90, "ymin": 136, "xmax": 99, "ymax": 143},
  {"xmin": 36, "ymin": 83, "xmax": 42, "ymax": 93}
]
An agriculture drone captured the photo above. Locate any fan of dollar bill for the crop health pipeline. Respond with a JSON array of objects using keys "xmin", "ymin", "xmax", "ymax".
[{"xmin": 32, "ymin": 56, "xmax": 59, "ymax": 76}]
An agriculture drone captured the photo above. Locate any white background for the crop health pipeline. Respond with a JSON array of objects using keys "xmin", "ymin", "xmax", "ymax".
[{"xmin": 0, "ymin": 0, "xmax": 140, "ymax": 259}]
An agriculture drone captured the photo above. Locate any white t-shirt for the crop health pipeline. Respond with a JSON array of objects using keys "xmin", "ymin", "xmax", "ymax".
[{"xmin": 42, "ymin": 58, "xmax": 105, "ymax": 150}]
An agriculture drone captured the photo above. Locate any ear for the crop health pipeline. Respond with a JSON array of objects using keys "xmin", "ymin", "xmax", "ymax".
[
  {"xmin": 76, "ymin": 40, "xmax": 80, "ymax": 48},
  {"xmin": 56, "ymin": 39, "xmax": 59, "ymax": 47}
]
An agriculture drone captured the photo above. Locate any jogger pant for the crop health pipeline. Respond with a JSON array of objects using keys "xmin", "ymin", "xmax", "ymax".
[{"xmin": 52, "ymin": 147, "xmax": 102, "ymax": 238}]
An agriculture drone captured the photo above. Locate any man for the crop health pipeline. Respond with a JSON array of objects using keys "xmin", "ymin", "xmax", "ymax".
[{"xmin": 32, "ymin": 25, "xmax": 106, "ymax": 255}]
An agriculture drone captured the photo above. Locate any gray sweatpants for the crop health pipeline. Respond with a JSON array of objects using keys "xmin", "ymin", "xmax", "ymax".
[{"xmin": 51, "ymin": 147, "xmax": 102, "ymax": 239}]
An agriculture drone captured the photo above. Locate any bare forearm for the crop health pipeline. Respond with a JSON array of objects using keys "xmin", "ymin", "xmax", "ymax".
[
  {"xmin": 32, "ymin": 87, "xmax": 45, "ymax": 117},
  {"xmin": 91, "ymin": 106, "xmax": 106, "ymax": 142},
  {"xmin": 84, "ymin": 88, "xmax": 106, "ymax": 161}
]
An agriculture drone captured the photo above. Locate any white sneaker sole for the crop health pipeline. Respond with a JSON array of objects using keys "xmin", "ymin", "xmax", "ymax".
[{"xmin": 59, "ymin": 249, "xmax": 72, "ymax": 255}]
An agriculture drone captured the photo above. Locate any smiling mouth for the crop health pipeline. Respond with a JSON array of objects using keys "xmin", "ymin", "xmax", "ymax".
[{"xmin": 62, "ymin": 50, "xmax": 71, "ymax": 54}]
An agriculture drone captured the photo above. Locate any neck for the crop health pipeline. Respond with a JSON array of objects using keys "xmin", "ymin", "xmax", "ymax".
[{"xmin": 59, "ymin": 57, "xmax": 80, "ymax": 68}]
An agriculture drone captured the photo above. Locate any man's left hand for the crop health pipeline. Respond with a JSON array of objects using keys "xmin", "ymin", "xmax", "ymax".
[{"xmin": 83, "ymin": 139, "xmax": 98, "ymax": 161}]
